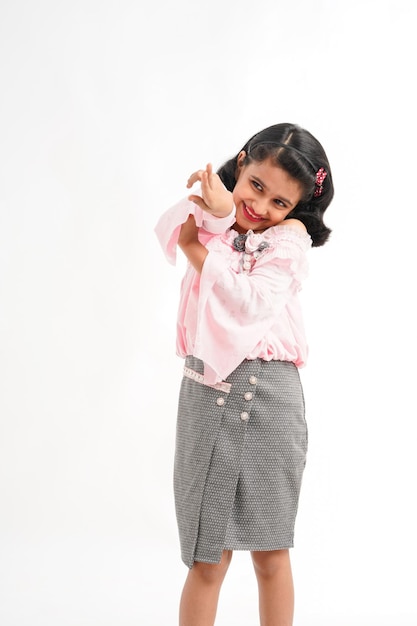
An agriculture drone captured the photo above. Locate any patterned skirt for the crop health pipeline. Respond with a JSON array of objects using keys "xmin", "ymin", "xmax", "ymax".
[{"xmin": 174, "ymin": 356, "xmax": 308, "ymax": 568}]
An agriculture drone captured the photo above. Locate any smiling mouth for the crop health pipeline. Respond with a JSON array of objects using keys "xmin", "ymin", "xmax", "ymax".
[{"xmin": 242, "ymin": 204, "xmax": 264, "ymax": 222}]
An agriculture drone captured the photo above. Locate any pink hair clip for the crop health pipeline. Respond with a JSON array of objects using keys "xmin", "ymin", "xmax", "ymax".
[{"xmin": 314, "ymin": 167, "xmax": 327, "ymax": 197}]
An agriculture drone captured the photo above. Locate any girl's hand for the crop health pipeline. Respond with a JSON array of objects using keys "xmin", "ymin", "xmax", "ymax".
[
  {"xmin": 178, "ymin": 214, "xmax": 200, "ymax": 248},
  {"xmin": 187, "ymin": 163, "xmax": 233, "ymax": 218},
  {"xmin": 177, "ymin": 215, "xmax": 208, "ymax": 274}
]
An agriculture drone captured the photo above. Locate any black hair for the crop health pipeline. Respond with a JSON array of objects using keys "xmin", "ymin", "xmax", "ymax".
[{"xmin": 217, "ymin": 123, "xmax": 334, "ymax": 247}]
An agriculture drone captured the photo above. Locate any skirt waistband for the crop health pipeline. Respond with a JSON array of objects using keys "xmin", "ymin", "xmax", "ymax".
[{"xmin": 183, "ymin": 366, "xmax": 232, "ymax": 394}]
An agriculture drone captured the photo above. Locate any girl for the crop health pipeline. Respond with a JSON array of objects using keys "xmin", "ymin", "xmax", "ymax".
[{"xmin": 155, "ymin": 122, "xmax": 334, "ymax": 626}]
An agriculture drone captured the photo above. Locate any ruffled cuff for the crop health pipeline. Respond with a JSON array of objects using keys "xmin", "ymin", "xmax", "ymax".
[
  {"xmin": 202, "ymin": 205, "xmax": 236, "ymax": 234},
  {"xmin": 154, "ymin": 192, "xmax": 236, "ymax": 265}
]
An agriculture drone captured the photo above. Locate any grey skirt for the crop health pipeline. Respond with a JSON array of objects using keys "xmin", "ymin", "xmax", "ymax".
[{"xmin": 174, "ymin": 356, "xmax": 308, "ymax": 568}]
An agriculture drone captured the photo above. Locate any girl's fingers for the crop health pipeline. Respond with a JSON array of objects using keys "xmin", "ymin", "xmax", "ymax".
[
  {"xmin": 187, "ymin": 164, "xmax": 214, "ymax": 189},
  {"xmin": 188, "ymin": 195, "xmax": 209, "ymax": 212},
  {"xmin": 206, "ymin": 163, "xmax": 214, "ymax": 188},
  {"xmin": 186, "ymin": 169, "xmax": 205, "ymax": 188},
  {"xmin": 188, "ymin": 194, "xmax": 201, "ymax": 203}
]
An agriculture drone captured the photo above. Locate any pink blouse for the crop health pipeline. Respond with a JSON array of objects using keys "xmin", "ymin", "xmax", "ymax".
[{"xmin": 155, "ymin": 196, "xmax": 312, "ymax": 385}]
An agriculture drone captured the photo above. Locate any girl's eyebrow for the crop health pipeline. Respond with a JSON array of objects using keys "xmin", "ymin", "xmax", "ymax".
[{"xmin": 252, "ymin": 175, "xmax": 295, "ymax": 207}]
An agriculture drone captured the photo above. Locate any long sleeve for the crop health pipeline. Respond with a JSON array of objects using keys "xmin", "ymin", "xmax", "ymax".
[
  {"xmin": 154, "ymin": 194, "xmax": 236, "ymax": 265},
  {"xmin": 192, "ymin": 230, "xmax": 309, "ymax": 383},
  {"xmin": 155, "ymin": 197, "xmax": 311, "ymax": 385}
]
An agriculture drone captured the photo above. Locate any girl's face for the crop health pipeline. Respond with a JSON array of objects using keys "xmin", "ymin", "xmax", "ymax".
[{"xmin": 232, "ymin": 154, "xmax": 304, "ymax": 234}]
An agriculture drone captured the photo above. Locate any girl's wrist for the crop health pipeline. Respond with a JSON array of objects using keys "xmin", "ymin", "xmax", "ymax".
[{"xmin": 210, "ymin": 207, "xmax": 233, "ymax": 218}]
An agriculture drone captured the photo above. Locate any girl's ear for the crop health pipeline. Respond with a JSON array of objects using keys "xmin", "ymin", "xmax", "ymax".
[
  {"xmin": 235, "ymin": 151, "xmax": 247, "ymax": 179},
  {"xmin": 237, "ymin": 150, "xmax": 247, "ymax": 167}
]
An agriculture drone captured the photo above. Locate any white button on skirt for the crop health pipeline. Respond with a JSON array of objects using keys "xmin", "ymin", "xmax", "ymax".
[{"xmin": 174, "ymin": 356, "xmax": 308, "ymax": 568}]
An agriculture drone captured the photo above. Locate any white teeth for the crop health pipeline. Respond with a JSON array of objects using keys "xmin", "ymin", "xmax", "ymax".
[{"xmin": 245, "ymin": 204, "xmax": 262, "ymax": 220}]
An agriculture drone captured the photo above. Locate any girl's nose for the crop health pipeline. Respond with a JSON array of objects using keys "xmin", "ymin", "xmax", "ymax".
[{"xmin": 253, "ymin": 200, "xmax": 268, "ymax": 216}]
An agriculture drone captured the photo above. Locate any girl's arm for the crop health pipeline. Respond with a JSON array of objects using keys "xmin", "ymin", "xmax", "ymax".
[
  {"xmin": 178, "ymin": 163, "xmax": 234, "ymax": 273},
  {"xmin": 193, "ymin": 231, "xmax": 310, "ymax": 384},
  {"xmin": 177, "ymin": 214, "xmax": 208, "ymax": 274},
  {"xmin": 155, "ymin": 164, "xmax": 235, "ymax": 266}
]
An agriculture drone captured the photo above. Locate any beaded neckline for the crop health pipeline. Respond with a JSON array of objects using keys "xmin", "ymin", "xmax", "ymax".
[
  {"xmin": 229, "ymin": 230, "xmax": 270, "ymax": 273},
  {"xmin": 232, "ymin": 232, "xmax": 270, "ymax": 253}
]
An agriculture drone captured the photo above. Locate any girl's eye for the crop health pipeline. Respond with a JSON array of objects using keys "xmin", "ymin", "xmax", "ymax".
[
  {"xmin": 251, "ymin": 180, "xmax": 262, "ymax": 191},
  {"xmin": 274, "ymin": 199, "xmax": 286, "ymax": 208}
]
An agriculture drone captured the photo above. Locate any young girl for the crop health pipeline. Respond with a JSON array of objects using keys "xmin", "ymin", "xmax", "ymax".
[{"xmin": 155, "ymin": 122, "xmax": 334, "ymax": 626}]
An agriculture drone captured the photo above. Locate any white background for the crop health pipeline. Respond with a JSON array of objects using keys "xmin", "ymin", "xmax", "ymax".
[{"xmin": 1, "ymin": 1, "xmax": 416, "ymax": 624}]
